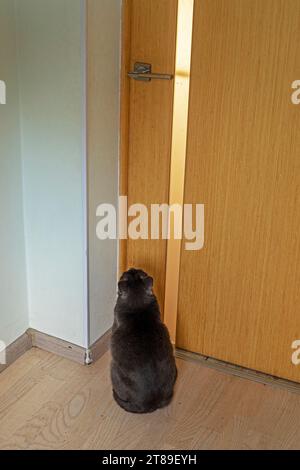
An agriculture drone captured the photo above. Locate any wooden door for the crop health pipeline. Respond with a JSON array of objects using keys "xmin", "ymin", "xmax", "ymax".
[
  {"xmin": 177, "ymin": 0, "xmax": 300, "ymax": 382},
  {"xmin": 120, "ymin": 0, "xmax": 178, "ymax": 311}
]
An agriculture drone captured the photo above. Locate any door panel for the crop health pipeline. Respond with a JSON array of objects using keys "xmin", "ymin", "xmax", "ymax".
[
  {"xmin": 177, "ymin": 0, "xmax": 300, "ymax": 382},
  {"xmin": 124, "ymin": 0, "xmax": 178, "ymax": 311}
]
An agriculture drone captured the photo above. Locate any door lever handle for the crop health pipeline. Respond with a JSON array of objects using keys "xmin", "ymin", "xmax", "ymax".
[{"xmin": 128, "ymin": 62, "xmax": 173, "ymax": 82}]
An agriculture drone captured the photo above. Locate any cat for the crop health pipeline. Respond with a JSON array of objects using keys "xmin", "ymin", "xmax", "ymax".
[{"xmin": 110, "ymin": 268, "xmax": 177, "ymax": 413}]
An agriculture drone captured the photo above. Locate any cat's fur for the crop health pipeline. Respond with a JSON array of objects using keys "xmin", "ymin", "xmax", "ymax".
[{"xmin": 110, "ymin": 268, "xmax": 177, "ymax": 413}]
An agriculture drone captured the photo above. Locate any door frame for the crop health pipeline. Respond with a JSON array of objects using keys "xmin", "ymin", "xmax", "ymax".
[{"xmin": 119, "ymin": 0, "xmax": 132, "ymax": 276}]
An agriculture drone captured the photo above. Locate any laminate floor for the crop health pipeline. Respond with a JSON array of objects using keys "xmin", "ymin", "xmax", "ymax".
[{"xmin": 0, "ymin": 348, "xmax": 300, "ymax": 450}]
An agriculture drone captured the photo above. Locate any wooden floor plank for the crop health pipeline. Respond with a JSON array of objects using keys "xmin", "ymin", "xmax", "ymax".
[{"xmin": 1, "ymin": 349, "xmax": 300, "ymax": 449}]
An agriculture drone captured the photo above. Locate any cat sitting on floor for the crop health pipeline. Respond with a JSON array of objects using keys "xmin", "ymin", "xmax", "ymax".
[{"xmin": 111, "ymin": 268, "xmax": 177, "ymax": 413}]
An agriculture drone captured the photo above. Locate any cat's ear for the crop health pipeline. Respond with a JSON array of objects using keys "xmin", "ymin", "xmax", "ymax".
[
  {"xmin": 143, "ymin": 276, "xmax": 153, "ymax": 294},
  {"xmin": 118, "ymin": 280, "xmax": 128, "ymax": 297}
]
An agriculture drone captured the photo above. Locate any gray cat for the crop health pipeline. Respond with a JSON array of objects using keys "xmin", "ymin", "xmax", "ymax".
[{"xmin": 110, "ymin": 268, "xmax": 177, "ymax": 413}]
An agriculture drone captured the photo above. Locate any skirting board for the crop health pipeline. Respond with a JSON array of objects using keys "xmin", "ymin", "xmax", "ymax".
[
  {"xmin": 28, "ymin": 329, "xmax": 87, "ymax": 365},
  {"xmin": 3, "ymin": 331, "xmax": 300, "ymax": 396},
  {"xmin": 0, "ymin": 329, "xmax": 111, "ymax": 374},
  {"xmin": 0, "ymin": 332, "xmax": 32, "ymax": 374},
  {"xmin": 28, "ymin": 328, "xmax": 112, "ymax": 365},
  {"xmin": 87, "ymin": 328, "xmax": 112, "ymax": 364},
  {"xmin": 176, "ymin": 348, "xmax": 300, "ymax": 396}
]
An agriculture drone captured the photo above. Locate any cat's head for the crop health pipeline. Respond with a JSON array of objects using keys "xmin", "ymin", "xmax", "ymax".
[{"xmin": 117, "ymin": 268, "xmax": 154, "ymax": 302}]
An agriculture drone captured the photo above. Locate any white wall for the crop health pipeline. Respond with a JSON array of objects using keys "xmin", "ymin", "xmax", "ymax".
[
  {"xmin": 0, "ymin": 0, "xmax": 29, "ymax": 346},
  {"xmin": 0, "ymin": 0, "xmax": 121, "ymax": 349},
  {"xmin": 87, "ymin": 0, "xmax": 121, "ymax": 345},
  {"xmin": 16, "ymin": 0, "xmax": 87, "ymax": 347}
]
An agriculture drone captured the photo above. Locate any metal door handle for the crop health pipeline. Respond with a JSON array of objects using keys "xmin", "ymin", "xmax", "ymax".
[{"xmin": 128, "ymin": 62, "xmax": 173, "ymax": 82}]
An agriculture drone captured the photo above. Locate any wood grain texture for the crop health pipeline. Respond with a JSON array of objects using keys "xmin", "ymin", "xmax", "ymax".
[
  {"xmin": 177, "ymin": 0, "xmax": 300, "ymax": 382},
  {"xmin": 163, "ymin": 0, "xmax": 194, "ymax": 342},
  {"xmin": 2, "ymin": 349, "xmax": 300, "ymax": 449},
  {"xmin": 125, "ymin": 0, "xmax": 178, "ymax": 312},
  {"xmin": 119, "ymin": 0, "xmax": 132, "ymax": 275},
  {"xmin": 176, "ymin": 349, "xmax": 300, "ymax": 396}
]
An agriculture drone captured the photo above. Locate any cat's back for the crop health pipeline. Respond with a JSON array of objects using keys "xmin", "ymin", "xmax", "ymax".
[
  {"xmin": 111, "ymin": 311, "xmax": 176, "ymax": 413},
  {"xmin": 111, "ymin": 309, "xmax": 172, "ymax": 365},
  {"xmin": 111, "ymin": 268, "xmax": 177, "ymax": 413}
]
